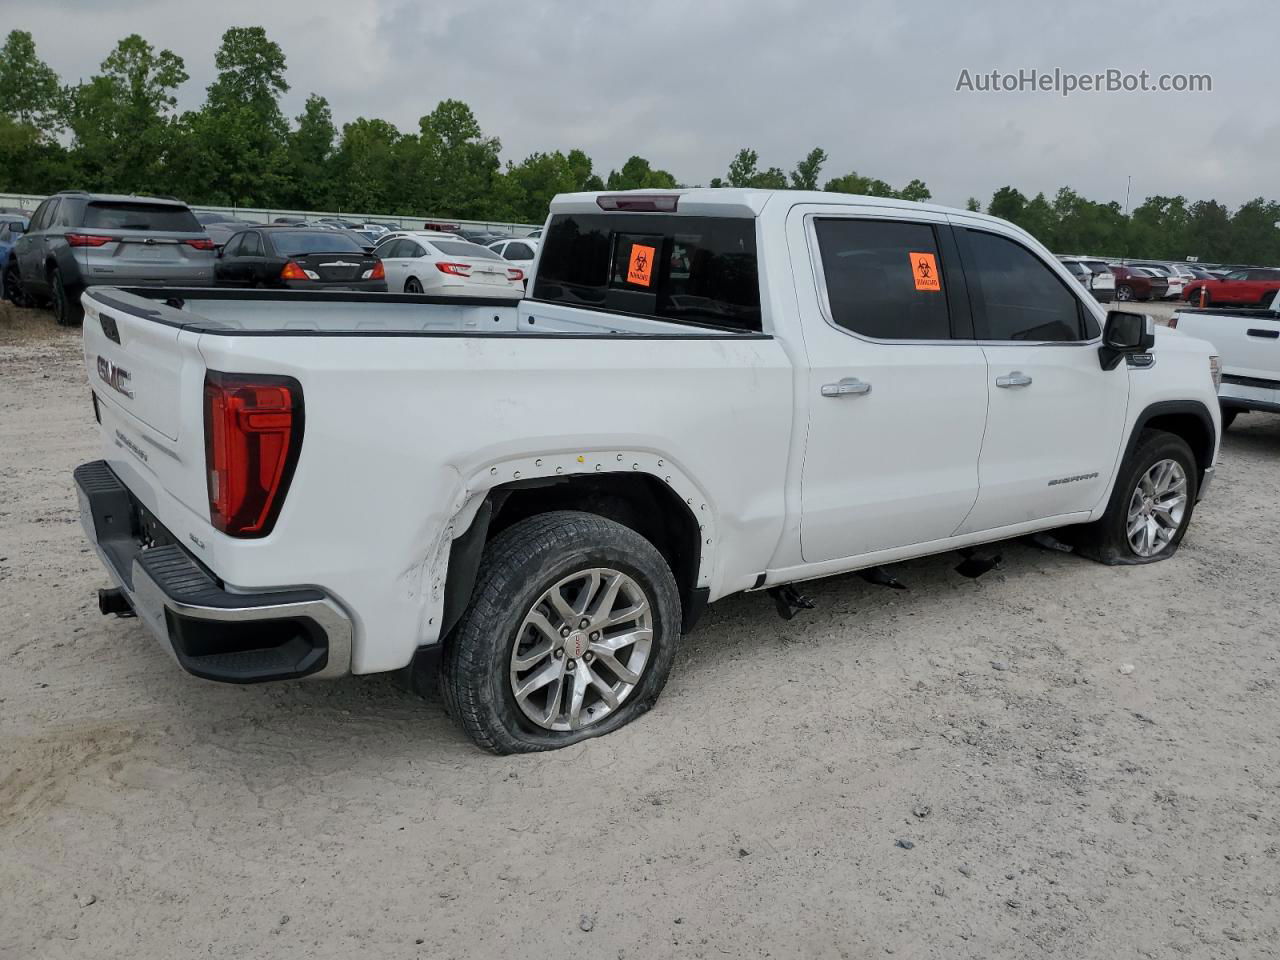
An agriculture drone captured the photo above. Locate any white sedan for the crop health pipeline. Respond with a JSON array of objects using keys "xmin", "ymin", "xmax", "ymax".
[
  {"xmin": 487, "ymin": 237, "xmax": 539, "ymax": 277},
  {"xmin": 377, "ymin": 234, "xmax": 525, "ymax": 297}
]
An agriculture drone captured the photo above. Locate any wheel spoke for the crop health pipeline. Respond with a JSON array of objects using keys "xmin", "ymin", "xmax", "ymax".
[
  {"xmin": 515, "ymin": 659, "xmax": 563, "ymax": 700},
  {"xmin": 542, "ymin": 669, "xmax": 568, "ymax": 726},
  {"xmin": 547, "ymin": 588, "xmax": 577, "ymax": 626},
  {"xmin": 572, "ymin": 570, "xmax": 602, "ymax": 617},
  {"xmin": 567, "ymin": 666, "xmax": 590, "ymax": 729},
  {"xmin": 587, "ymin": 573, "xmax": 625, "ymax": 628},
  {"xmin": 592, "ymin": 627, "xmax": 653, "ymax": 655},
  {"xmin": 591, "ymin": 650, "xmax": 639, "ymax": 684},
  {"xmin": 587, "ymin": 665, "xmax": 620, "ymax": 709},
  {"xmin": 512, "ymin": 638, "xmax": 555, "ymax": 671},
  {"xmin": 605, "ymin": 599, "xmax": 649, "ymax": 628}
]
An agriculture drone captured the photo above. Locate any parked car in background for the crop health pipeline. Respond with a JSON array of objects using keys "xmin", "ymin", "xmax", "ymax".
[
  {"xmin": 195, "ymin": 211, "xmax": 247, "ymax": 227},
  {"xmin": 1171, "ymin": 289, "xmax": 1279, "ymax": 429},
  {"xmin": 459, "ymin": 229, "xmax": 510, "ymax": 246},
  {"xmin": 487, "ymin": 237, "xmax": 539, "ymax": 278},
  {"xmin": 1182, "ymin": 268, "xmax": 1280, "ymax": 306},
  {"xmin": 1110, "ymin": 265, "xmax": 1168, "ymax": 302},
  {"xmin": 272, "ymin": 216, "xmax": 307, "ymax": 225},
  {"xmin": 204, "ymin": 219, "xmax": 255, "ymax": 247},
  {"xmin": 375, "ymin": 230, "xmax": 461, "ymax": 248},
  {"xmin": 1136, "ymin": 265, "xmax": 1183, "ymax": 300},
  {"xmin": 376, "ymin": 233, "xmax": 525, "ymax": 296},
  {"xmin": 10, "ymin": 191, "xmax": 214, "ymax": 325},
  {"xmin": 0, "ymin": 216, "xmax": 30, "ymax": 304},
  {"xmin": 213, "ymin": 226, "xmax": 386, "ymax": 291},
  {"xmin": 1058, "ymin": 255, "xmax": 1115, "ymax": 302}
]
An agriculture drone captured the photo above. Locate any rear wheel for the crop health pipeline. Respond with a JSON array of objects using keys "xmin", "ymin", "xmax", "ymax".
[
  {"xmin": 404, "ymin": 277, "xmax": 423, "ymax": 294},
  {"xmin": 1073, "ymin": 430, "xmax": 1197, "ymax": 565},
  {"xmin": 438, "ymin": 511, "xmax": 681, "ymax": 754},
  {"xmin": 51, "ymin": 268, "xmax": 84, "ymax": 326},
  {"xmin": 2, "ymin": 260, "xmax": 31, "ymax": 307}
]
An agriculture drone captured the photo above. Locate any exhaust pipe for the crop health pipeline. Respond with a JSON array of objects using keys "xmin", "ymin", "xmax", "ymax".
[{"xmin": 98, "ymin": 587, "xmax": 136, "ymax": 618}]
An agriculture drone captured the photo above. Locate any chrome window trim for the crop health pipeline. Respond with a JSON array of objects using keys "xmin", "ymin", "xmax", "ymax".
[{"xmin": 802, "ymin": 211, "xmax": 1103, "ymax": 348}]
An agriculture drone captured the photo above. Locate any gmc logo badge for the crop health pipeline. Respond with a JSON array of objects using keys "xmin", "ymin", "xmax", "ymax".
[{"xmin": 97, "ymin": 356, "xmax": 134, "ymax": 399}]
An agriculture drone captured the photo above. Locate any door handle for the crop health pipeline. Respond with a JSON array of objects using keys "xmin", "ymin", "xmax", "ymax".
[
  {"xmin": 821, "ymin": 377, "xmax": 872, "ymax": 398},
  {"xmin": 1247, "ymin": 328, "xmax": 1279, "ymax": 339},
  {"xmin": 995, "ymin": 372, "xmax": 1033, "ymax": 388}
]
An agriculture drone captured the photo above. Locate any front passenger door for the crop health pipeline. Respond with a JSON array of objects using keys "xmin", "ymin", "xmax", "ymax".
[{"xmin": 952, "ymin": 225, "xmax": 1130, "ymax": 534}]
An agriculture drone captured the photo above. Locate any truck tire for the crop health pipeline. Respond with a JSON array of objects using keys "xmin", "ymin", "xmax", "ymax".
[
  {"xmin": 1220, "ymin": 408, "xmax": 1238, "ymax": 431},
  {"xmin": 1074, "ymin": 429, "xmax": 1198, "ymax": 565},
  {"xmin": 51, "ymin": 268, "xmax": 84, "ymax": 326},
  {"xmin": 440, "ymin": 510, "xmax": 681, "ymax": 754}
]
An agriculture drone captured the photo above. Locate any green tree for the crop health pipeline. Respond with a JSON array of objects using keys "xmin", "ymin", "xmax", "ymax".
[
  {"xmin": 174, "ymin": 27, "xmax": 291, "ymax": 206},
  {"xmin": 1226, "ymin": 198, "xmax": 1280, "ymax": 265},
  {"xmin": 789, "ymin": 147, "xmax": 828, "ymax": 190},
  {"xmin": 605, "ymin": 155, "xmax": 678, "ymax": 191},
  {"xmin": 987, "ymin": 185, "xmax": 1027, "ymax": 222},
  {"xmin": 898, "ymin": 178, "xmax": 931, "ymax": 202},
  {"xmin": 64, "ymin": 34, "xmax": 188, "ymax": 193},
  {"xmin": 823, "ymin": 171, "xmax": 895, "ymax": 196},
  {"xmin": 0, "ymin": 30, "xmax": 61, "ymax": 128},
  {"xmin": 414, "ymin": 99, "xmax": 504, "ymax": 218},
  {"xmin": 1184, "ymin": 199, "xmax": 1232, "ymax": 262},
  {"xmin": 724, "ymin": 147, "xmax": 786, "ymax": 188},
  {"xmin": 284, "ymin": 94, "xmax": 337, "ymax": 209}
]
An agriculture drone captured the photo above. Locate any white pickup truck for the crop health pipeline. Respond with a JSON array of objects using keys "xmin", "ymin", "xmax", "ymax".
[
  {"xmin": 1171, "ymin": 289, "xmax": 1280, "ymax": 429},
  {"xmin": 75, "ymin": 189, "xmax": 1223, "ymax": 753}
]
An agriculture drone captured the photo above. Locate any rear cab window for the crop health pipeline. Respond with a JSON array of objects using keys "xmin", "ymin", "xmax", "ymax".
[
  {"xmin": 532, "ymin": 213, "xmax": 762, "ymax": 332},
  {"xmin": 84, "ymin": 202, "xmax": 201, "ymax": 233}
]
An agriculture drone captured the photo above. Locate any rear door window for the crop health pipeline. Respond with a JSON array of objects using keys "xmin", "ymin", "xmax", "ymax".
[
  {"xmin": 84, "ymin": 202, "xmax": 201, "ymax": 233},
  {"xmin": 240, "ymin": 232, "xmax": 263, "ymax": 257},
  {"xmin": 506, "ymin": 242, "xmax": 535, "ymax": 260},
  {"xmin": 959, "ymin": 229, "xmax": 1087, "ymax": 342},
  {"xmin": 813, "ymin": 218, "xmax": 953, "ymax": 340},
  {"xmin": 532, "ymin": 213, "xmax": 761, "ymax": 332}
]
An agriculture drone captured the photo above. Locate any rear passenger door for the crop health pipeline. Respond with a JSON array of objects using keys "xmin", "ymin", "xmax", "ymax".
[
  {"xmin": 789, "ymin": 205, "xmax": 989, "ymax": 563},
  {"xmin": 950, "ymin": 223, "xmax": 1129, "ymax": 534}
]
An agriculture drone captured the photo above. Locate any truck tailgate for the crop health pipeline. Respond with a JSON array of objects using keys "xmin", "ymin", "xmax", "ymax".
[{"xmin": 82, "ymin": 291, "xmax": 212, "ymax": 523}]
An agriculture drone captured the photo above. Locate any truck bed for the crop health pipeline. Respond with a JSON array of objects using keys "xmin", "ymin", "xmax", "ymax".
[{"xmin": 95, "ymin": 287, "xmax": 761, "ymax": 339}]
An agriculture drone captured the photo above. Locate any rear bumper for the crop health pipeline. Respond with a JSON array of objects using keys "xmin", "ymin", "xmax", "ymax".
[{"xmin": 74, "ymin": 460, "xmax": 351, "ymax": 683}]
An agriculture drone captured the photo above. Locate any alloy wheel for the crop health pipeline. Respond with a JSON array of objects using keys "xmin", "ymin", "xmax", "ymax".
[
  {"xmin": 1126, "ymin": 458, "xmax": 1187, "ymax": 557},
  {"xmin": 509, "ymin": 567, "xmax": 653, "ymax": 732}
]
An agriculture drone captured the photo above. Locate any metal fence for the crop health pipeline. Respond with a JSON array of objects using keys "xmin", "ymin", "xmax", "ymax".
[{"xmin": 0, "ymin": 193, "xmax": 541, "ymax": 236}]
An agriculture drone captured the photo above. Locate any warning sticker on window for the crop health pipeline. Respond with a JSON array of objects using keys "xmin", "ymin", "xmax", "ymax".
[
  {"xmin": 626, "ymin": 244, "xmax": 656, "ymax": 287},
  {"xmin": 909, "ymin": 252, "xmax": 941, "ymax": 292}
]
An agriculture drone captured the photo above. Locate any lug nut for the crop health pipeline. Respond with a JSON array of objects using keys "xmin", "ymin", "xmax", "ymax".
[
  {"xmin": 554, "ymin": 649, "xmax": 564, "ymax": 659},
  {"xmin": 584, "ymin": 652, "xmax": 594, "ymax": 663},
  {"xmin": 560, "ymin": 627, "xmax": 571, "ymax": 638},
  {"xmin": 579, "ymin": 618, "xmax": 590, "ymax": 629},
  {"xmin": 590, "ymin": 631, "xmax": 600, "ymax": 642},
  {"xmin": 566, "ymin": 659, "xmax": 576, "ymax": 671}
]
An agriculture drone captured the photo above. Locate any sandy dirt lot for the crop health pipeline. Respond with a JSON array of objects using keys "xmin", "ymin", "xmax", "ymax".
[{"xmin": 2, "ymin": 300, "xmax": 1277, "ymax": 960}]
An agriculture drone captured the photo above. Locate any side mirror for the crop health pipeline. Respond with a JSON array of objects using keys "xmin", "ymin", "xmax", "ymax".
[{"xmin": 1099, "ymin": 310, "xmax": 1155, "ymax": 370}]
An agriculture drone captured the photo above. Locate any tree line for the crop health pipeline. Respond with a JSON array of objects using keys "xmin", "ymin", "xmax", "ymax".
[{"xmin": 0, "ymin": 27, "xmax": 1277, "ymax": 263}]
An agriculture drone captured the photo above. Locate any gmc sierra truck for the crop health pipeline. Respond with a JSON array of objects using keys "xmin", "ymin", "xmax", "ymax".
[
  {"xmin": 75, "ymin": 189, "xmax": 1222, "ymax": 754},
  {"xmin": 1171, "ymin": 289, "xmax": 1280, "ymax": 428}
]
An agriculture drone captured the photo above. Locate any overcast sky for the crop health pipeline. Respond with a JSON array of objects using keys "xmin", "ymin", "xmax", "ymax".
[{"xmin": 10, "ymin": 0, "xmax": 1272, "ymax": 209}]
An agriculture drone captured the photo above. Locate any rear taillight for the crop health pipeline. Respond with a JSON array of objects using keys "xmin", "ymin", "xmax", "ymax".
[
  {"xmin": 437, "ymin": 262, "xmax": 471, "ymax": 277},
  {"xmin": 507, "ymin": 268, "xmax": 524, "ymax": 282},
  {"xmin": 596, "ymin": 194, "xmax": 679, "ymax": 212},
  {"xmin": 66, "ymin": 233, "xmax": 111, "ymax": 247},
  {"xmin": 280, "ymin": 260, "xmax": 311, "ymax": 281},
  {"xmin": 203, "ymin": 372, "xmax": 303, "ymax": 538},
  {"xmin": 365, "ymin": 260, "xmax": 385, "ymax": 280},
  {"xmin": 185, "ymin": 238, "xmax": 216, "ymax": 250}
]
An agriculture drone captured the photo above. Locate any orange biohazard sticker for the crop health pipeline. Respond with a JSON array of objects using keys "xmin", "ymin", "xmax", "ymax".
[
  {"xmin": 909, "ymin": 252, "xmax": 941, "ymax": 292},
  {"xmin": 627, "ymin": 244, "xmax": 656, "ymax": 287}
]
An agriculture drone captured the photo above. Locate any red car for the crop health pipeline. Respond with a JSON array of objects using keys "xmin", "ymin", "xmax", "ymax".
[
  {"xmin": 1182, "ymin": 268, "xmax": 1280, "ymax": 306},
  {"xmin": 1110, "ymin": 265, "xmax": 1169, "ymax": 302}
]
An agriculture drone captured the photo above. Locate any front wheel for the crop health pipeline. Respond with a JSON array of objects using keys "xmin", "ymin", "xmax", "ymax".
[
  {"xmin": 1116, "ymin": 284, "xmax": 1133, "ymax": 302},
  {"xmin": 1074, "ymin": 429, "xmax": 1198, "ymax": 565},
  {"xmin": 51, "ymin": 269, "xmax": 84, "ymax": 326},
  {"xmin": 439, "ymin": 511, "xmax": 682, "ymax": 753},
  {"xmin": 1221, "ymin": 408, "xmax": 1239, "ymax": 431}
]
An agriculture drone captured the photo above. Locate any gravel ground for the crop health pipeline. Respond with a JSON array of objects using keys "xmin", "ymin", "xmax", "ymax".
[{"xmin": 2, "ymin": 300, "xmax": 1277, "ymax": 960}]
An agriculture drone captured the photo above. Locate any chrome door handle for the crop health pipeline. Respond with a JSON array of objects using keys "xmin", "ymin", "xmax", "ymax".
[
  {"xmin": 995, "ymin": 372, "xmax": 1033, "ymax": 388},
  {"xmin": 821, "ymin": 377, "xmax": 872, "ymax": 398}
]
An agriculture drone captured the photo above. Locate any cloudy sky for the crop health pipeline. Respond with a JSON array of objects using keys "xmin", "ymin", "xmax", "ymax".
[{"xmin": 10, "ymin": 0, "xmax": 1272, "ymax": 209}]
